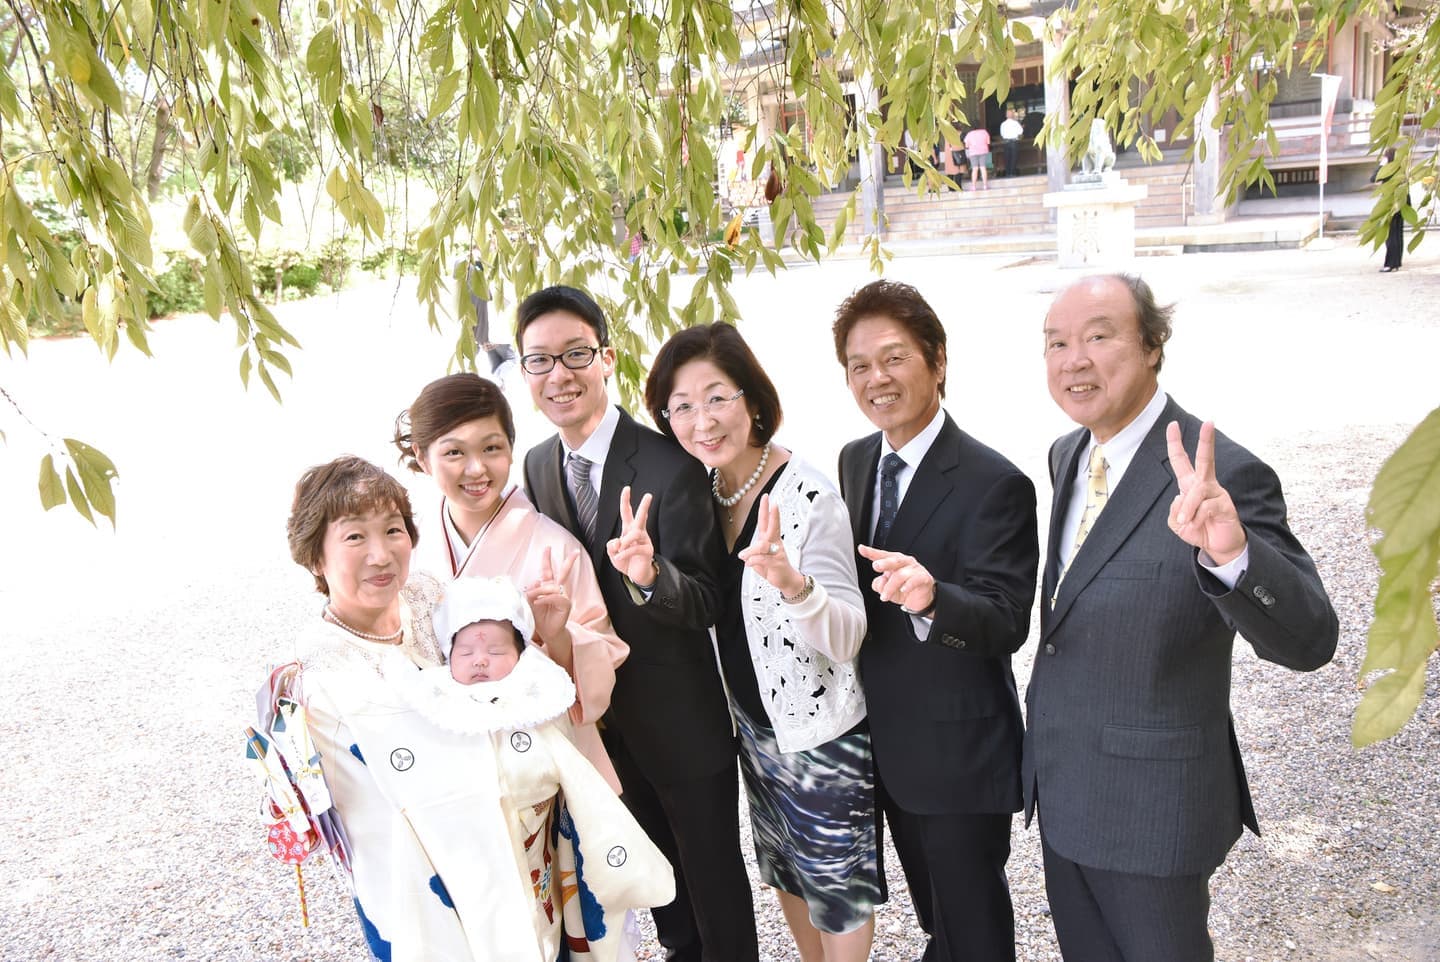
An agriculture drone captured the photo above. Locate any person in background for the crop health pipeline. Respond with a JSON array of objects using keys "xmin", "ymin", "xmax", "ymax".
[
  {"xmin": 1000, "ymin": 109, "xmax": 1024, "ymax": 177},
  {"xmin": 963, "ymin": 125, "xmax": 992, "ymax": 191}
]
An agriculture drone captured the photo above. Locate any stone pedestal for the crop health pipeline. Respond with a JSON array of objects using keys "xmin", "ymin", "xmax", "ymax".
[{"xmin": 1042, "ymin": 180, "xmax": 1149, "ymax": 268}]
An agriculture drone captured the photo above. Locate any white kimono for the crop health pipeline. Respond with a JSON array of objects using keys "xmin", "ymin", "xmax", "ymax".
[{"xmin": 293, "ymin": 616, "xmax": 673, "ymax": 962}]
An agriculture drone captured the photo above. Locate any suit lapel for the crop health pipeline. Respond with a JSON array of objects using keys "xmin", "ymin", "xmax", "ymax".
[
  {"xmin": 529, "ymin": 435, "xmax": 570, "ymax": 524},
  {"xmin": 1046, "ymin": 407, "xmax": 1179, "ymax": 634},
  {"xmin": 841, "ymin": 434, "xmax": 881, "ymax": 545},
  {"xmin": 884, "ymin": 415, "xmax": 960, "ymax": 553},
  {"xmin": 1042, "ymin": 431, "xmax": 1088, "ymax": 605},
  {"xmin": 596, "ymin": 408, "xmax": 639, "ymax": 558}
]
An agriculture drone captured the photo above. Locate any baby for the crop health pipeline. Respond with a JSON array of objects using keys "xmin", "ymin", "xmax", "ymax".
[
  {"xmin": 441, "ymin": 591, "xmax": 525, "ymax": 684},
  {"xmin": 420, "ymin": 576, "xmax": 672, "ymax": 961}
]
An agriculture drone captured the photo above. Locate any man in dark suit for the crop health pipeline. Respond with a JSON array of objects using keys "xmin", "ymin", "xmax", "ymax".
[
  {"xmin": 833, "ymin": 280, "xmax": 1039, "ymax": 962},
  {"xmin": 1026, "ymin": 273, "xmax": 1338, "ymax": 961},
  {"xmin": 515, "ymin": 286, "xmax": 757, "ymax": 962}
]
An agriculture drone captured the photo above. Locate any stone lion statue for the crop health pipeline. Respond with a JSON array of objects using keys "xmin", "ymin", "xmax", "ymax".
[{"xmin": 1081, "ymin": 119, "xmax": 1116, "ymax": 176}]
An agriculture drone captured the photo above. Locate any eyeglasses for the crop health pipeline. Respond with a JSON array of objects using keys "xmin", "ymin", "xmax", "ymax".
[
  {"xmin": 519, "ymin": 346, "xmax": 603, "ymax": 376},
  {"xmin": 662, "ymin": 389, "xmax": 745, "ymax": 424}
]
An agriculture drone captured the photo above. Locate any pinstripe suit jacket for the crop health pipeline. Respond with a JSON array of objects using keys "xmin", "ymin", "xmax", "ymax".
[{"xmin": 1021, "ymin": 398, "xmax": 1338, "ymax": 877}]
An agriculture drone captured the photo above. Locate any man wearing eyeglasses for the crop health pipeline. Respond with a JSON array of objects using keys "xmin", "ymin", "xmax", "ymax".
[
  {"xmin": 834, "ymin": 279, "xmax": 1039, "ymax": 962},
  {"xmin": 516, "ymin": 285, "xmax": 757, "ymax": 962}
]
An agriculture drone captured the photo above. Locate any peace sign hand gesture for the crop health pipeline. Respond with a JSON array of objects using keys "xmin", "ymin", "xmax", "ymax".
[
  {"xmin": 526, "ymin": 546, "xmax": 581, "ymax": 644},
  {"xmin": 736, "ymin": 494, "xmax": 807, "ymax": 598},
  {"xmin": 1166, "ymin": 420, "xmax": 1247, "ymax": 565},
  {"xmin": 607, "ymin": 486, "xmax": 658, "ymax": 588}
]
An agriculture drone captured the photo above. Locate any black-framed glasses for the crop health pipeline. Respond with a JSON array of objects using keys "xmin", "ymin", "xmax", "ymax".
[
  {"xmin": 520, "ymin": 346, "xmax": 603, "ymax": 376},
  {"xmin": 662, "ymin": 389, "xmax": 745, "ymax": 423}
]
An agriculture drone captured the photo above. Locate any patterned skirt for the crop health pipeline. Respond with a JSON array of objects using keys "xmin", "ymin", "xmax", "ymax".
[{"xmin": 734, "ymin": 707, "xmax": 881, "ymax": 934}]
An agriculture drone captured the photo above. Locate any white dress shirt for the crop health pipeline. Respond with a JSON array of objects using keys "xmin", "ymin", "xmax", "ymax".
[
  {"xmin": 1060, "ymin": 387, "xmax": 1247, "ymax": 588},
  {"xmin": 868, "ymin": 404, "xmax": 947, "ymax": 636},
  {"xmin": 561, "ymin": 403, "xmax": 621, "ymax": 494}
]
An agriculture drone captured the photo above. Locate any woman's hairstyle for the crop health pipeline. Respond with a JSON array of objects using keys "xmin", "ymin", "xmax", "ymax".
[
  {"xmin": 393, "ymin": 373, "xmax": 515, "ymax": 472},
  {"xmin": 287, "ymin": 456, "xmax": 419, "ymax": 594},
  {"xmin": 831, "ymin": 280, "xmax": 948, "ymax": 397},
  {"xmin": 643, "ymin": 322, "xmax": 782, "ymax": 447}
]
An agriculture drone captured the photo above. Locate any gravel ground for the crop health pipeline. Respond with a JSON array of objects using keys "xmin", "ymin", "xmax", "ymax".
[{"xmin": 1, "ymin": 235, "xmax": 1437, "ymax": 961}]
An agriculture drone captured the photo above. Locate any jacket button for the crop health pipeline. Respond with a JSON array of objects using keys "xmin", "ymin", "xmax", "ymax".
[
  {"xmin": 1044, "ymin": 643, "xmax": 1057, "ymax": 655},
  {"xmin": 1252, "ymin": 585, "xmax": 1276, "ymax": 607}
]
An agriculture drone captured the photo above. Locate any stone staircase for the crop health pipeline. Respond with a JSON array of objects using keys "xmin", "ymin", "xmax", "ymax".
[{"xmin": 810, "ymin": 159, "xmax": 1197, "ymax": 244}]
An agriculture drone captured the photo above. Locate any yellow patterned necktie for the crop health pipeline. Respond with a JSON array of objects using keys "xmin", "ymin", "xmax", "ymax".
[{"xmin": 1052, "ymin": 445, "xmax": 1108, "ymax": 608}]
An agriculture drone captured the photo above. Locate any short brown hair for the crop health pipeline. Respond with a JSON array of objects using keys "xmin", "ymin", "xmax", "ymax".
[
  {"xmin": 644, "ymin": 322, "xmax": 783, "ymax": 447},
  {"xmin": 287, "ymin": 456, "xmax": 419, "ymax": 594},
  {"xmin": 831, "ymin": 280, "xmax": 948, "ymax": 397},
  {"xmin": 393, "ymin": 373, "xmax": 515, "ymax": 472}
]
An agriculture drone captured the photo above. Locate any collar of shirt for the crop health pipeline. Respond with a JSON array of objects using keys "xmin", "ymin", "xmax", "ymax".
[
  {"xmin": 1059, "ymin": 385, "xmax": 1167, "ymax": 569},
  {"xmin": 562, "ymin": 403, "xmax": 621, "ymax": 492},
  {"xmin": 870, "ymin": 404, "xmax": 946, "ymax": 539}
]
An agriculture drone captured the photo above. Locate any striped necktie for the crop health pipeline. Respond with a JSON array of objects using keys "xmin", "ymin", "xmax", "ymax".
[
  {"xmin": 567, "ymin": 453, "xmax": 599, "ymax": 547},
  {"xmin": 1052, "ymin": 445, "xmax": 1108, "ymax": 607}
]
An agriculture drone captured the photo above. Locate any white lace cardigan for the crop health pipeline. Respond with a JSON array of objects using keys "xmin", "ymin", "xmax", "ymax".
[{"xmin": 727, "ymin": 457, "xmax": 868, "ymax": 754}]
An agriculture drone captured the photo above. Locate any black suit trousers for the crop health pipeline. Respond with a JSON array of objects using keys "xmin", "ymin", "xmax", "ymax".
[
  {"xmin": 878, "ymin": 775, "xmax": 1016, "ymax": 962},
  {"xmin": 604, "ymin": 726, "xmax": 758, "ymax": 962}
]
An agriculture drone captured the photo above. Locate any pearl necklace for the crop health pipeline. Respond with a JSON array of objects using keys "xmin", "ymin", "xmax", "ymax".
[
  {"xmin": 325, "ymin": 605, "xmax": 404, "ymax": 643},
  {"xmin": 713, "ymin": 442, "xmax": 770, "ymax": 521}
]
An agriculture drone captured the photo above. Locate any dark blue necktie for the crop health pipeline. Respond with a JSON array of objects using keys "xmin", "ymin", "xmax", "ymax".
[{"xmin": 874, "ymin": 453, "xmax": 905, "ymax": 545}]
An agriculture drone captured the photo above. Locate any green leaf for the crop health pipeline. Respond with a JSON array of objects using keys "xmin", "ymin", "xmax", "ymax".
[
  {"xmin": 64, "ymin": 439, "xmax": 118, "ymax": 526},
  {"xmin": 38, "ymin": 454, "xmax": 66, "ymax": 511},
  {"xmin": 64, "ymin": 467, "xmax": 95, "ymax": 525},
  {"xmin": 1354, "ymin": 657, "xmax": 1430, "ymax": 749},
  {"xmin": 1368, "ymin": 408, "xmax": 1440, "ymax": 555}
]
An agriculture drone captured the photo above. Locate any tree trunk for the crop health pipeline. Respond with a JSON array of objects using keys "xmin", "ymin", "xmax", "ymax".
[{"xmin": 145, "ymin": 96, "xmax": 172, "ymax": 202}]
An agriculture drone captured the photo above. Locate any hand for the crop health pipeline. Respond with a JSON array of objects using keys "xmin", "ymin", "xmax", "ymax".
[
  {"xmin": 1166, "ymin": 420, "xmax": 1247, "ymax": 565},
  {"xmin": 736, "ymin": 494, "xmax": 806, "ymax": 598},
  {"xmin": 858, "ymin": 544, "xmax": 936, "ymax": 614},
  {"xmin": 606, "ymin": 486, "xmax": 658, "ymax": 588},
  {"xmin": 526, "ymin": 546, "xmax": 581, "ymax": 643}
]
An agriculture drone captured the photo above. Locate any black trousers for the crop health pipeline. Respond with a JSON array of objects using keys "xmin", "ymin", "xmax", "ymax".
[
  {"xmin": 1385, "ymin": 211, "xmax": 1405, "ymax": 269},
  {"xmin": 604, "ymin": 728, "xmax": 758, "ymax": 962},
  {"xmin": 1040, "ymin": 825, "xmax": 1213, "ymax": 962},
  {"xmin": 1004, "ymin": 139, "xmax": 1020, "ymax": 176},
  {"xmin": 878, "ymin": 776, "xmax": 1016, "ymax": 962}
]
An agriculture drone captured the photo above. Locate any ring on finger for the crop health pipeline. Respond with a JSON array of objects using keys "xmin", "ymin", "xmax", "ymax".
[{"xmin": 768, "ymin": 542, "xmax": 780, "ymax": 555}]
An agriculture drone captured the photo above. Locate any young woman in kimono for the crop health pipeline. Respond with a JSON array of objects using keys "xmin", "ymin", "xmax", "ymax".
[
  {"xmin": 270, "ymin": 456, "xmax": 669, "ymax": 961},
  {"xmin": 393, "ymin": 373, "xmax": 626, "ymax": 789},
  {"xmin": 644, "ymin": 324, "xmax": 880, "ymax": 962}
]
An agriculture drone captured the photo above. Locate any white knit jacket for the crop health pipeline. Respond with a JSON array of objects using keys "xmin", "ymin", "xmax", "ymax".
[{"xmin": 730, "ymin": 457, "xmax": 868, "ymax": 754}]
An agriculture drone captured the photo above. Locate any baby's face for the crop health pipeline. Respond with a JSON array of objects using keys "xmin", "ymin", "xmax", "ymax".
[{"xmin": 448, "ymin": 621, "xmax": 521, "ymax": 684}]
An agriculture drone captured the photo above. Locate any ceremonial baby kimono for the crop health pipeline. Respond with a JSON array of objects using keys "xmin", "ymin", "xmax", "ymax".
[
  {"xmin": 295, "ymin": 619, "xmax": 674, "ymax": 962},
  {"xmin": 423, "ymin": 485, "xmax": 627, "ymax": 791}
]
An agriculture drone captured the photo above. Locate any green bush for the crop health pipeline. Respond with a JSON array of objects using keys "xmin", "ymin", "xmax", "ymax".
[
  {"xmin": 146, "ymin": 253, "xmax": 205, "ymax": 317},
  {"xmin": 253, "ymin": 250, "xmax": 323, "ymax": 299},
  {"xmin": 359, "ymin": 245, "xmax": 421, "ymax": 274}
]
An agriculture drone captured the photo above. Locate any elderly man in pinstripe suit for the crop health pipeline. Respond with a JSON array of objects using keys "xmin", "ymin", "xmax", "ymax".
[{"xmin": 1024, "ymin": 274, "xmax": 1338, "ymax": 962}]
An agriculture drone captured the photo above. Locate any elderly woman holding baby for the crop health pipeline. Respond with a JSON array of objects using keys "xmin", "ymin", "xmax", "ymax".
[{"xmin": 251, "ymin": 455, "xmax": 667, "ymax": 962}]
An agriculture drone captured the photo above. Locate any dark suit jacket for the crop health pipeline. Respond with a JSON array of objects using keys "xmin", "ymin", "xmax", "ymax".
[
  {"xmin": 524, "ymin": 407, "xmax": 735, "ymax": 786},
  {"xmin": 1022, "ymin": 397, "xmax": 1338, "ymax": 877},
  {"xmin": 840, "ymin": 413, "xmax": 1039, "ymax": 815}
]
